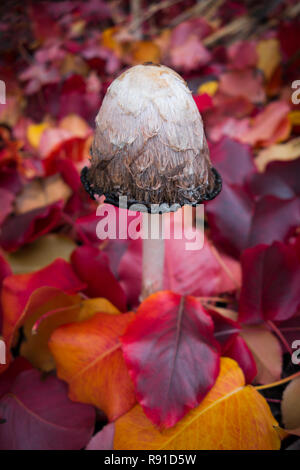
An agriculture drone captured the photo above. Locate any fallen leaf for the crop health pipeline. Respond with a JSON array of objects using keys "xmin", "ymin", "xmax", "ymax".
[
  {"xmin": 209, "ymin": 136, "xmax": 256, "ymax": 185},
  {"xmin": 71, "ymin": 245, "xmax": 127, "ymax": 312},
  {"xmin": 206, "ymin": 182, "xmax": 300, "ymax": 258},
  {"xmin": 21, "ymin": 290, "xmax": 119, "ymax": 371},
  {"xmin": 27, "ymin": 122, "xmax": 51, "ymax": 148},
  {"xmin": 121, "ymin": 291, "xmax": 220, "ymax": 428},
  {"xmin": 255, "ymin": 138, "xmax": 300, "ymax": 172},
  {"xmin": 0, "ymin": 258, "xmax": 85, "ymax": 372},
  {"xmin": 0, "ymin": 201, "xmax": 64, "ymax": 252},
  {"xmin": 239, "ymin": 242, "xmax": 300, "ymax": 324},
  {"xmin": 113, "ymin": 358, "xmax": 281, "ymax": 450},
  {"xmin": 49, "ymin": 311, "xmax": 136, "ymax": 421},
  {"xmin": 223, "ymin": 335, "xmax": 257, "ymax": 384},
  {"xmin": 250, "ymin": 157, "xmax": 300, "ymax": 199},
  {"xmin": 131, "ymin": 41, "xmax": 161, "ymax": 64},
  {"xmin": 219, "ymin": 69, "xmax": 265, "ymax": 104},
  {"xmin": 0, "ymin": 369, "xmax": 95, "ymax": 450},
  {"xmin": 227, "ymin": 40, "xmax": 257, "ymax": 70},
  {"xmin": 0, "ymin": 357, "xmax": 32, "ymax": 399},
  {"xmin": 241, "ymin": 325, "xmax": 282, "ymax": 384},
  {"xmin": 239, "ymin": 100, "xmax": 291, "ymax": 147},
  {"xmin": 281, "ymin": 377, "xmax": 300, "ymax": 434},
  {"xmin": 257, "ymin": 38, "xmax": 281, "ymax": 81},
  {"xmin": 170, "ymin": 35, "xmax": 211, "ymax": 72},
  {"xmin": 197, "ymin": 81, "xmax": 218, "ymax": 96},
  {"xmin": 59, "ymin": 114, "xmax": 91, "ymax": 138}
]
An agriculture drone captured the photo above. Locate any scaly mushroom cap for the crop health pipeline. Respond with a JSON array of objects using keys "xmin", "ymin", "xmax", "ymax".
[{"xmin": 81, "ymin": 63, "xmax": 221, "ymax": 212}]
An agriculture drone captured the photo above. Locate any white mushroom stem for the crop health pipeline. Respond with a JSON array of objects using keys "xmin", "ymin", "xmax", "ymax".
[{"xmin": 141, "ymin": 212, "xmax": 165, "ymax": 301}]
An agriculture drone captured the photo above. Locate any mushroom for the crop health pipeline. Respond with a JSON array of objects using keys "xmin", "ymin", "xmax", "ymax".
[{"xmin": 81, "ymin": 63, "xmax": 222, "ymax": 300}]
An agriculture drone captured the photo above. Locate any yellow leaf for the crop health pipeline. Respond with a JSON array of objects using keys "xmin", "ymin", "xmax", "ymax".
[
  {"xmin": 21, "ymin": 288, "xmax": 120, "ymax": 372},
  {"xmin": 101, "ymin": 27, "xmax": 122, "ymax": 56},
  {"xmin": 257, "ymin": 39, "xmax": 281, "ymax": 81},
  {"xmin": 255, "ymin": 137, "xmax": 300, "ymax": 172},
  {"xmin": 114, "ymin": 358, "xmax": 281, "ymax": 450},
  {"xmin": 197, "ymin": 81, "xmax": 219, "ymax": 96},
  {"xmin": 289, "ymin": 111, "xmax": 300, "ymax": 126},
  {"xmin": 27, "ymin": 122, "xmax": 50, "ymax": 148}
]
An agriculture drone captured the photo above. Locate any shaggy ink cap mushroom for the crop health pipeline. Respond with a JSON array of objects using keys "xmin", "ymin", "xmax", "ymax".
[{"xmin": 81, "ymin": 63, "xmax": 222, "ymax": 213}]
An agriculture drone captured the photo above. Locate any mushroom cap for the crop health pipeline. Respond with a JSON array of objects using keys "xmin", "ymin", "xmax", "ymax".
[{"xmin": 81, "ymin": 63, "xmax": 221, "ymax": 212}]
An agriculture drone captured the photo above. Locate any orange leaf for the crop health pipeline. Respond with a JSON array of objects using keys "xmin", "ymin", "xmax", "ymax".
[
  {"xmin": 131, "ymin": 41, "xmax": 161, "ymax": 64},
  {"xmin": 49, "ymin": 312, "xmax": 136, "ymax": 421},
  {"xmin": 240, "ymin": 100, "xmax": 291, "ymax": 147},
  {"xmin": 113, "ymin": 358, "xmax": 281, "ymax": 450}
]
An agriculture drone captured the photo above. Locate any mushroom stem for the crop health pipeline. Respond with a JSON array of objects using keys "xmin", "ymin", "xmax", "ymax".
[{"xmin": 141, "ymin": 212, "xmax": 165, "ymax": 301}]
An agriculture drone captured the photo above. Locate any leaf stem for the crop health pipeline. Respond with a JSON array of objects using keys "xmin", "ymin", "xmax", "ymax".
[{"xmin": 255, "ymin": 371, "xmax": 300, "ymax": 391}]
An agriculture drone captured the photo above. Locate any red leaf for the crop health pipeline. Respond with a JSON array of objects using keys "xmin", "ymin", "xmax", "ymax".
[
  {"xmin": 227, "ymin": 40, "xmax": 258, "ymax": 70},
  {"xmin": 0, "ymin": 188, "xmax": 15, "ymax": 225},
  {"xmin": 209, "ymin": 136, "xmax": 256, "ymax": 185},
  {"xmin": 206, "ymin": 182, "xmax": 254, "ymax": 258},
  {"xmin": 206, "ymin": 181, "xmax": 300, "ymax": 258},
  {"xmin": 121, "ymin": 291, "xmax": 220, "ymax": 428},
  {"xmin": 0, "ymin": 201, "xmax": 63, "ymax": 252},
  {"xmin": 239, "ymin": 242, "xmax": 300, "ymax": 324},
  {"xmin": 0, "ymin": 370, "xmax": 95, "ymax": 450},
  {"xmin": 1, "ymin": 259, "xmax": 85, "ymax": 372},
  {"xmin": 209, "ymin": 309, "xmax": 240, "ymax": 352},
  {"xmin": 71, "ymin": 245, "xmax": 127, "ymax": 312},
  {"xmin": 0, "ymin": 255, "xmax": 12, "ymax": 333},
  {"xmin": 223, "ymin": 336, "xmax": 257, "ymax": 384},
  {"xmin": 249, "ymin": 158, "xmax": 300, "ymax": 200},
  {"xmin": 0, "ymin": 358, "xmax": 32, "ymax": 399},
  {"xmin": 219, "ymin": 69, "xmax": 265, "ymax": 104},
  {"xmin": 193, "ymin": 93, "xmax": 213, "ymax": 112}
]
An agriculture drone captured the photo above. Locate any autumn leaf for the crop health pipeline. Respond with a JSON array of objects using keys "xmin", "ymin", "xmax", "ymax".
[
  {"xmin": 121, "ymin": 291, "xmax": 220, "ymax": 428},
  {"xmin": 206, "ymin": 181, "xmax": 300, "ymax": 258},
  {"xmin": 257, "ymin": 38, "xmax": 281, "ymax": 81},
  {"xmin": 281, "ymin": 378, "xmax": 300, "ymax": 436},
  {"xmin": 0, "ymin": 201, "xmax": 64, "ymax": 252},
  {"xmin": 0, "ymin": 259, "xmax": 85, "ymax": 372},
  {"xmin": 239, "ymin": 241, "xmax": 300, "ymax": 324},
  {"xmin": 71, "ymin": 245, "xmax": 127, "ymax": 312},
  {"xmin": 255, "ymin": 138, "xmax": 300, "ymax": 172},
  {"xmin": 21, "ymin": 290, "xmax": 119, "ymax": 372},
  {"xmin": 239, "ymin": 100, "xmax": 291, "ymax": 147},
  {"xmin": 111, "ymin": 358, "xmax": 281, "ymax": 450},
  {"xmin": 241, "ymin": 325, "xmax": 282, "ymax": 384},
  {"xmin": 0, "ymin": 369, "xmax": 95, "ymax": 450},
  {"xmin": 49, "ymin": 311, "xmax": 136, "ymax": 421}
]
